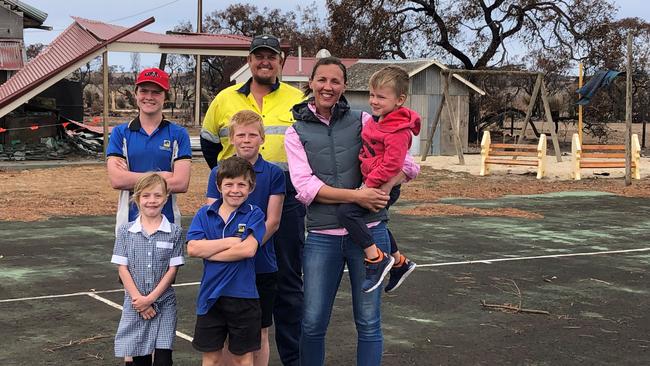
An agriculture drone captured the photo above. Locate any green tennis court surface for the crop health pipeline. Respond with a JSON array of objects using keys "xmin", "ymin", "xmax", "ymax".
[{"xmin": 1, "ymin": 191, "xmax": 648, "ymax": 365}]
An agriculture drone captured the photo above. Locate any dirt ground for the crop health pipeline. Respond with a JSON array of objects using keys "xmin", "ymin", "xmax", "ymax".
[{"xmin": 1, "ymin": 154, "xmax": 650, "ymax": 222}]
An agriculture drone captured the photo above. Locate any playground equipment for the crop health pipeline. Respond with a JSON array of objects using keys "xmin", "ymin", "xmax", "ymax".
[
  {"xmin": 480, "ymin": 131, "xmax": 547, "ymax": 179},
  {"xmin": 422, "ymin": 70, "xmax": 562, "ymax": 165},
  {"xmin": 574, "ymin": 34, "xmax": 637, "ymax": 184},
  {"xmin": 571, "ymin": 133, "xmax": 640, "ymax": 180}
]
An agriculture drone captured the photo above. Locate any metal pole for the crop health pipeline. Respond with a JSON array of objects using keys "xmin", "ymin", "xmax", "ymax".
[
  {"xmin": 194, "ymin": 0, "xmax": 202, "ymax": 126},
  {"xmin": 625, "ymin": 33, "xmax": 633, "ymax": 186},
  {"xmin": 578, "ymin": 63, "xmax": 583, "ymax": 144},
  {"xmin": 102, "ymin": 50, "xmax": 109, "ymax": 159}
]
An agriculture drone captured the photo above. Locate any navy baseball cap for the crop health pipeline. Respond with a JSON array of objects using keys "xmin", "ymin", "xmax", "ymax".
[{"xmin": 250, "ymin": 34, "xmax": 281, "ymax": 54}]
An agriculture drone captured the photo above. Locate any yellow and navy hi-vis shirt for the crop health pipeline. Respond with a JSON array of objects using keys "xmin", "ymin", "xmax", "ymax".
[{"xmin": 200, "ymin": 78, "xmax": 305, "ymax": 170}]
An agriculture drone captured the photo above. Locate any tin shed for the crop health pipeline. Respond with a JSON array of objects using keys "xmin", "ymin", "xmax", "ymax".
[{"xmin": 345, "ymin": 59, "xmax": 484, "ymax": 156}]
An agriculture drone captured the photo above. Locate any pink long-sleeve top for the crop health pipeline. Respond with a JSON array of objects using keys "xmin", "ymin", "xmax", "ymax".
[
  {"xmin": 361, "ymin": 107, "xmax": 421, "ymax": 188},
  {"xmin": 284, "ymin": 102, "xmax": 420, "ymax": 235}
]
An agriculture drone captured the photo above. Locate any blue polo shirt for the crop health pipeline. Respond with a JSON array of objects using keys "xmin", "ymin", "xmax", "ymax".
[
  {"xmin": 207, "ymin": 155, "xmax": 286, "ymax": 274},
  {"xmin": 187, "ymin": 199, "xmax": 266, "ymax": 315},
  {"xmin": 107, "ymin": 117, "xmax": 192, "ymax": 223}
]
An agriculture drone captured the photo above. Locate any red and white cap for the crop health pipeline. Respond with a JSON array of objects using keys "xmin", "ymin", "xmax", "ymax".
[{"xmin": 136, "ymin": 67, "xmax": 170, "ymax": 91}]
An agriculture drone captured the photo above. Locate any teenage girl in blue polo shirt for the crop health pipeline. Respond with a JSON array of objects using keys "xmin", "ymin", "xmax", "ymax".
[
  {"xmin": 206, "ymin": 110, "xmax": 285, "ymax": 366},
  {"xmin": 187, "ymin": 156, "xmax": 267, "ymax": 366},
  {"xmin": 107, "ymin": 68, "xmax": 192, "ymax": 233}
]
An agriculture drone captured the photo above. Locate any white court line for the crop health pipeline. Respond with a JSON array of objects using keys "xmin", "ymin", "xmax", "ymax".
[
  {"xmin": 1, "ymin": 248, "xmax": 649, "ymax": 304},
  {"xmin": 0, "ymin": 282, "xmax": 201, "ymax": 303},
  {"xmin": 0, "ymin": 291, "xmax": 92, "ymax": 303},
  {"xmin": 86, "ymin": 293, "xmax": 193, "ymax": 343},
  {"xmin": 415, "ymin": 247, "xmax": 650, "ymax": 268}
]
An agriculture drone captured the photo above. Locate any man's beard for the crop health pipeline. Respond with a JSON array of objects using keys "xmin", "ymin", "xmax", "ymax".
[{"xmin": 253, "ymin": 74, "xmax": 276, "ymax": 86}]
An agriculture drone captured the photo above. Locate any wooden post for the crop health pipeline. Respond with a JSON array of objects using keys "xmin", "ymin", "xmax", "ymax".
[
  {"xmin": 625, "ymin": 33, "xmax": 633, "ymax": 186},
  {"xmin": 571, "ymin": 133, "xmax": 581, "ymax": 180},
  {"xmin": 420, "ymin": 84, "xmax": 445, "ymax": 161},
  {"xmin": 479, "ymin": 131, "xmax": 490, "ymax": 176},
  {"xmin": 578, "ymin": 63, "xmax": 583, "ymax": 144},
  {"xmin": 102, "ymin": 50, "xmax": 109, "ymax": 159},
  {"xmin": 540, "ymin": 81, "xmax": 562, "ymax": 162},
  {"xmin": 515, "ymin": 73, "xmax": 542, "ymax": 143},
  {"xmin": 632, "ymin": 134, "xmax": 641, "ymax": 179},
  {"xmin": 443, "ymin": 73, "xmax": 465, "ymax": 165},
  {"xmin": 537, "ymin": 134, "xmax": 547, "ymax": 179}
]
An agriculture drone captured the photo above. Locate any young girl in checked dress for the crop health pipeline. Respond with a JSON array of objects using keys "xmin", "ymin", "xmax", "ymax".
[{"xmin": 111, "ymin": 173, "xmax": 185, "ymax": 366}]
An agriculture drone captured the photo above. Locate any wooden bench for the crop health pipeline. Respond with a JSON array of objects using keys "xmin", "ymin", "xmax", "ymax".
[
  {"xmin": 571, "ymin": 133, "xmax": 640, "ymax": 180},
  {"xmin": 480, "ymin": 131, "xmax": 547, "ymax": 179}
]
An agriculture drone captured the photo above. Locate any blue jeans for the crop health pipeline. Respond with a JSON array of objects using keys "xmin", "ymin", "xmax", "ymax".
[{"xmin": 300, "ymin": 222, "xmax": 389, "ymax": 366}]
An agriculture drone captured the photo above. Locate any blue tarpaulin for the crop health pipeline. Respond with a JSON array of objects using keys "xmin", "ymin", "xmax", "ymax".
[{"xmin": 576, "ymin": 69, "xmax": 623, "ymax": 105}]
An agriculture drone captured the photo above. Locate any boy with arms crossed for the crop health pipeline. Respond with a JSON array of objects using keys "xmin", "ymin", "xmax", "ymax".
[{"xmin": 187, "ymin": 156, "xmax": 266, "ymax": 366}]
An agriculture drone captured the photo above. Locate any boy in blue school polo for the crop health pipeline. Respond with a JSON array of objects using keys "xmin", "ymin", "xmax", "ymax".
[
  {"xmin": 106, "ymin": 67, "xmax": 192, "ymax": 233},
  {"xmin": 187, "ymin": 156, "xmax": 266, "ymax": 366},
  {"xmin": 206, "ymin": 110, "xmax": 285, "ymax": 365}
]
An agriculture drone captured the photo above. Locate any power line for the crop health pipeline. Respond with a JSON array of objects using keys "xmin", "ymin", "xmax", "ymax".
[
  {"xmin": 108, "ymin": 0, "xmax": 181, "ymax": 23},
  {"xmin": 24, "ymin": 0, "xmax": 182, "ymax": 34}
]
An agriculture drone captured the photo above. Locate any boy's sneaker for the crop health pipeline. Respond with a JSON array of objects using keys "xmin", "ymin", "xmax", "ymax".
[
  {"xmin": 362, "ymin": 253, "xmax": 395, "ymax": 293},
  {"xmin": 384, "ymin": 259, "xmax": 417, "ymax": 293}
]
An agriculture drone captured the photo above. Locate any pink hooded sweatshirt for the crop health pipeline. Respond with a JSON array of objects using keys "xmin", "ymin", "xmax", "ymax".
[{"xmin": 359, "ymin": 106, "xmax": 421, "ymax": 188}]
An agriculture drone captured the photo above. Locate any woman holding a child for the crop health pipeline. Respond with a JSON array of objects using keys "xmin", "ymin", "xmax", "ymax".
[{"xmin": 284, "ymin": 57, "xmax": 418, "ymax": 366}]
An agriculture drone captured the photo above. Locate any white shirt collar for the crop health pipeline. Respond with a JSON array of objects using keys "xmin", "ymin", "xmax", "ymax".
[{"xmin": 128, "ymin": 215, "xmax": 172, "ymax": 234}]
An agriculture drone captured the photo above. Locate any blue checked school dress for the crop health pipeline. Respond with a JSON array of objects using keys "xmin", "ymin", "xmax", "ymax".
[{"xmin": 111, "ymin": 216, "xmax": 185, "ymax": 357}]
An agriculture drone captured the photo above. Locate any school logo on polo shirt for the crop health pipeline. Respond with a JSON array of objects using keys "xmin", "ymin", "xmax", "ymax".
[
  {"xmin": 236, "ymin": 223, "xmax": 246, "ymax": 237},
  {"xmin": 160, "ymin": 139, "xmax": 172, "ymax": 151}
]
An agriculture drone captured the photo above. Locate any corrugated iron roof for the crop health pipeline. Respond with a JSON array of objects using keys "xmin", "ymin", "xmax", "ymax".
[
  {"xmin": 0, "ymin": 40, "xmax": 24, "ymax": 70},
  {"xmin": 0, "ymin": 17, "xmax": 256, "ymax": 118},
  {"xmin": 0, "ymin": 23, "xmax": 100, "ymax": 100},
  {"xmin": 73, "ymin": 17, "xmax": 252, "ymax": 49},
  {"xmin": 282, "ymin": 57, "xmax": 358, "ymax": 77},
  {"xmin": 2, "ymin": 0, "xmax": 48, "ymax": 25},
  {"xmin": 346, "ymin": 59, "xmax": 485, "ymax": 95},
  {"xmin": 0, "ymin": 18, "xmax": 156, "ymax": 114},
  {"xmin": 346, "ymin": 60, "xmax": 433, "ymax": 91}
]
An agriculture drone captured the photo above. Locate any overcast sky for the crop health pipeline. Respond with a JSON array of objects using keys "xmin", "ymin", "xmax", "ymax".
[
  {"xmin": 21, "ymin": 0, "xmax": 649, "ymax": 69},
  {"xmin": 23, "ymin": 0, "xmax": 326, "ymax": 68}
]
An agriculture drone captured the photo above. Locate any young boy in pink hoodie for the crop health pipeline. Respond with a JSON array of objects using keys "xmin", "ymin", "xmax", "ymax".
[{"xmin": 336, "ymin": 65, "xmax": 421, "ymax": 293}]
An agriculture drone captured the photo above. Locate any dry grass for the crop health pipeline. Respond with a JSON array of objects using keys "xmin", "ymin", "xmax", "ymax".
[{"xmin": 1, "ymin": 160, "xmax": 650, "ymax": 222}]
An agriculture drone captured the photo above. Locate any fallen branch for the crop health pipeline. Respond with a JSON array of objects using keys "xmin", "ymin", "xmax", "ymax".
[
  {"xmin": 484, "ymin": 279, "xmax": 550, "ymax": 315},
  {"xmin": 44, "ymin": 334, "xmax": 111, "ymax": 353},
  {"xmin": 84, "ymin": 352, "xmax": 104, "ymax": 360},
  {"xmin": 480, "ymin": 300, "xmax": 550, "ymax": 315}
]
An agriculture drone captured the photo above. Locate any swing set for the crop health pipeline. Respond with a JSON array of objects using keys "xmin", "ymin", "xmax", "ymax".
[{"xmin": 422, "ymin": 34, "xmax": 638, "ymax": 185}]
